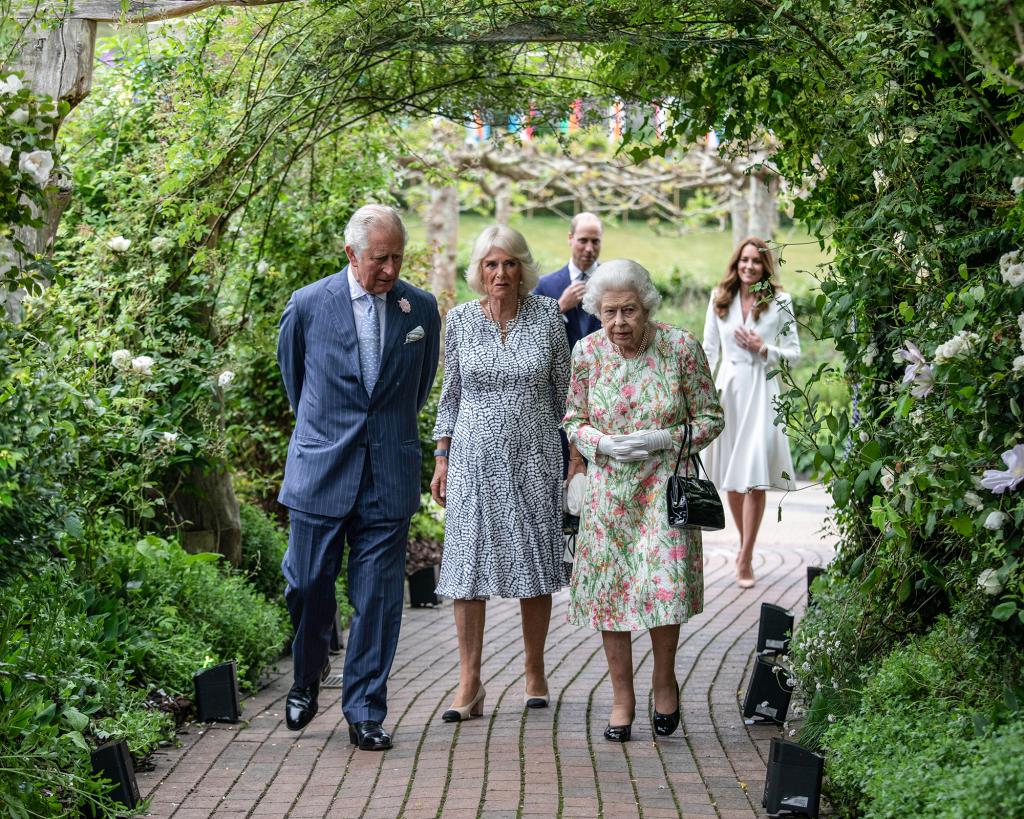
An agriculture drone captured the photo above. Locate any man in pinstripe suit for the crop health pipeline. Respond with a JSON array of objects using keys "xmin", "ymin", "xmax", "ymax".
[{"xmin": 277, "ymin": 204, "xmax": 440, "ymax": 750}]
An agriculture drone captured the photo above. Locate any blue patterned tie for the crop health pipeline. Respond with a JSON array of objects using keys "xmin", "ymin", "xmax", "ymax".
[{"xmin": 359, "ymin": 294, "xmax": 381, "ymax": 394}]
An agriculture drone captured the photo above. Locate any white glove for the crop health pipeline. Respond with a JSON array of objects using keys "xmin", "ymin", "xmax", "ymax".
[
  {"xmin": 637, "ymin": 429, "xmax": 673, "ymax": 452},
  {"xmin": 597, "ymin": 434, "xmax": 650, "ymax": 462}
]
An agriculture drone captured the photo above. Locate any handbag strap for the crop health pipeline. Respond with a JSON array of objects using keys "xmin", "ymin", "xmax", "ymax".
[{"xmin": 671, "ymin": 391, "xmax": 711, "ymax": 481}]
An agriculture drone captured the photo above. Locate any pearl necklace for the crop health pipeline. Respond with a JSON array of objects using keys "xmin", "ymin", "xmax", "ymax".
[
  {"xmin": 484, "ymin": 297, "xmax": 522, "ymax": 345},
  {"xmin": 613, "ymin": 323, "xmax": 652, "ymax": 370}
]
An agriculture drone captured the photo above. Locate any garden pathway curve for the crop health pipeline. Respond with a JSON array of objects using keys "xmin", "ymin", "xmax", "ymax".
[{"xmin": 139, "ymin": 484, "xmax": 835, "ymax": 819}]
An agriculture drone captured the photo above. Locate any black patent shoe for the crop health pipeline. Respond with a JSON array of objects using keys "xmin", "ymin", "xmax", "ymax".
[
  {"xmin": 604, "ymin": 723, "xmax": 633, "ymax": 743},
  {"xmin": 285, "ymin": 681, "xmax": 320, "ymax": 731},
  {"xmin": 653, "ymin": 707, "xmax": 680, "ymax": 736},
  {"xmin": 348, "ymin": 720, "xmax": 393, "ymax": 751}
]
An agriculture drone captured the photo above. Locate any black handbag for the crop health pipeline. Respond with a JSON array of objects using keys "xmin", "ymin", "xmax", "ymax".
[{"xmin": 666, "ymin": 419, "xmax": 725, "ymax": 531}]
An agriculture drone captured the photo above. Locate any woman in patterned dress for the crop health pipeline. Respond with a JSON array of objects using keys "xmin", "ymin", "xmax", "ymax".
[
  {"xmin": 430, "ymin": 225, "xmax": 571, "ymax": 723},
  {"xmin": 563, "ymin": 259, "xmax": 723, "ymax": 742}
]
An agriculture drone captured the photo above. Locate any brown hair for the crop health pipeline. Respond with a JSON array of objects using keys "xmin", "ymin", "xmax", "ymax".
[{"xmin": 713, "ymin": 236, "xmax": 781, "ymax": 320}]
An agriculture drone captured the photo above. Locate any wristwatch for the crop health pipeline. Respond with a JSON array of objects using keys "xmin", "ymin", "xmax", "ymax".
[{"xmin": 433, "ymin": 448, "xmax": 450, "ymax": 458}]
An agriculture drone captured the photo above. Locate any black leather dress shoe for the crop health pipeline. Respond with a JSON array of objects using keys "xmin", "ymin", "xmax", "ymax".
[
  {"xmin": 348, "ymin": 720, "xmax": 393, "ymax": 751},
  {"xmin": 285, "ymin": 681, "xmax": 320, "ymax": 731}
]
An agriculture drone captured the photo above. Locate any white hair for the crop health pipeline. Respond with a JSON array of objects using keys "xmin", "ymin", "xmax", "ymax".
[
  {"xmin": 582, "ymin": 259, "xmax": 662, "ymax": 316},
  {"xmin": 344, "ymin": 204, "xmax": 407, "ymax": 254},
  {"xmin": 466, "ymin": 225, "xmax": 540, "ymax": 296}
]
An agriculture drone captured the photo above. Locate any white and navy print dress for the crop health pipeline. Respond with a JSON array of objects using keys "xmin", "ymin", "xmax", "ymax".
[{"xmin": 432, "ymin": 295, "xmax": 571, "ymax": 599}]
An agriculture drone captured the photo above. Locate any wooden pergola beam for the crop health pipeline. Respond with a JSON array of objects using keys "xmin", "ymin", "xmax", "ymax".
[{"xmin": 14, "ymin": 0, "xmax": 300, "ymax": 24}]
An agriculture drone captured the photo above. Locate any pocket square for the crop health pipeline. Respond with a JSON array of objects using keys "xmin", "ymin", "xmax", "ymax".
[{"xmin": 404, "ymin": 326, "xmax": 425, "ymax": 344}]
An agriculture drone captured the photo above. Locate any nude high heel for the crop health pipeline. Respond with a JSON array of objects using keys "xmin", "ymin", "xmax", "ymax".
[{"xmin": 441, "ymin": 686, "xmax": 486, "ymax": 723}]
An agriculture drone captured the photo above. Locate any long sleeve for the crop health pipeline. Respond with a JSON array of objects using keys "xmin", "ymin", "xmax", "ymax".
[
  {"xmin": 763, "ymin": 293, "xmax": 801, "ymax": 368},
  {"xmin": 677, "ymin": 334, "xmax": 724, "ymax": 456},
  {"xmin": 563, "ymin": 345, "xmax": 603, "ymax": 460},
  {"xmin": 431, "ymin": 310, "xmax": 462, "ymax": 440},
  {"xmin": 549, "ymin": 305, "xmax": 571, "ymax": 422},
  {"xmin": 417, "ymin": 296, "xmax": 442, "ymax": 412},
  {"xmin": 701, "ymin": 292, "xmax": 721, "ymax": 372},
  {"xmin": 277, "ymin": 294, "xmax": 305, "ymax": 414}
]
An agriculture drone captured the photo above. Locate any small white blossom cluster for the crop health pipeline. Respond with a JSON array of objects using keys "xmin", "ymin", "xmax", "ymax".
[
  {"xmin": 110, "ymin": 348, "xmax": 155, "ymax": 376},
  {"xmin": 1001, "ymin": 250, "xmax": 1024, "ymax": 287},
  {"xmin": 1015, "ymin": 313, "xmax": 1024, "ymax": 372},
  {"xmin": 1012, "ymin": 177, "xmax": 1024, "ymax": 196},
  {"xmin": 107, "ymin": 236, "xmax": 131, "ymax": 253},
  {"xmin": 933, "ymin": 330, "xmax": 980, "ymax": 364},
  {"xmin": 793, "ymin": 625, "xmax": 848, "ymax": 698},
  {"xmin": 217, "ymin": 370, "xmax": 235, "ymax": 388}
]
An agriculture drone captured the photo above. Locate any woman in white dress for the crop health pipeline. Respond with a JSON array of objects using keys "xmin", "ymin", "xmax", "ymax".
[
  {"xmin": 702, "ymin": 236, "xmax": 800, "ymax": 588},
  {"xmin": 430, "ymin": 225, "xmax": 570, "ymax": 723}
]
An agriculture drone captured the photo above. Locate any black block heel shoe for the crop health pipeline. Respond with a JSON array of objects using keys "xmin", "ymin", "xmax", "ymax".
[
  {"xmin": 604, "ymin": 723, "xmax": 633, "ymax": 742},
  {"xmin": 653, "ymin": 707, "xmax": 680, "ymax": 736}
]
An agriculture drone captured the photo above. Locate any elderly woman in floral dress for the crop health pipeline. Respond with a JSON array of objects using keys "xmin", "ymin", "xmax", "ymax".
[{"xmin": 564, "ymin": 259, "xmax": 723, "ymax": 742}]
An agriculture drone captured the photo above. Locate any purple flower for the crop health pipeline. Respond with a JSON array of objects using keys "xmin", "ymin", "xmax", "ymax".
[
  {"xmin": 981, "ymin": 444, "xmax": 1024, "ymax": 494},
  {"xmin": 896, "ymin": 341, "xmax": 933, "ymax": 398}
]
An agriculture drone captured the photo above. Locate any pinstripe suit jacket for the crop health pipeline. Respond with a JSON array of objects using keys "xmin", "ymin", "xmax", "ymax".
[{"xmin": 277, "ymin": 268, "xmax": 441, "ymax": 520}]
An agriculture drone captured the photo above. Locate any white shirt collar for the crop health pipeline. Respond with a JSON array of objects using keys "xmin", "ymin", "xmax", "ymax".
[{"xmin": 568, "ymin": 259, "xmax": 598, "ymax": 283}]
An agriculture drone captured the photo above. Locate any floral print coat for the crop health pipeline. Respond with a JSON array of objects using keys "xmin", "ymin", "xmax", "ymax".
[{"xmin": 563, "ymin": 323, "xmax": 724, "ymax": 631}]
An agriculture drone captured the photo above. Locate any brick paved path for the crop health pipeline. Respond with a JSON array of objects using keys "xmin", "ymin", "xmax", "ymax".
[{"xmin": 139, "ymin": 486, "xmax": 834, "ymax": 818}]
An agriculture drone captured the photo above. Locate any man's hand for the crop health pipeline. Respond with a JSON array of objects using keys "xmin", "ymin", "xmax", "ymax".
[
  {"xmin": 430, "ymin": 459, "xmax": 448, "ymax": 507},
  {"xmin": 558, "ymin": 282, "xmax": 587, "ymax": 313}
]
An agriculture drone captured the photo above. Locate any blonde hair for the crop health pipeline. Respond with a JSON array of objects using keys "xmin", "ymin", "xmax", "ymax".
[{"xmin": 465, "ymin": 225, "xmax": 540, "ymax": 296}]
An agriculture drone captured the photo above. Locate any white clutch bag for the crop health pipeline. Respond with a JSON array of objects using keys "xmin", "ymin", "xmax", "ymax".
[{"xmin": 565, "ymin": 473, "xmax": 587, "ymax": 516}]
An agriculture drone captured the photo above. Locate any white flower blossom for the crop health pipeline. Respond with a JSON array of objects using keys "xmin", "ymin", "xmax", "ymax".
[
  {"xmin": 983, "ymin": 510, "xmax": 1008, "ymax": 530},
  {"xmin": 901, "ymin": 126, "xmax": 919, "ymax": 143},
  {"xmin": 964, "ymin": 491, "xmax": 984, "ymax": 510},
  {"xmin": 217, "ymin": 370, "xmax": 235, "ymax": 387},
  {"xmin": 873, "ymin": 169, "xmax": 888, "ymax": 192},
  {"xmin": 896, "ymin": 341, "xmax": 933, "ymax": 397},
  {"xmin": 10, "ymin": 107, "xmax": 28, "ymax": 125},
  {"xmin": 868, "ymin": 131, "xmax": 884, "ymax": 148},
  {"xmin": 130, "ymin": 355, "xmax": 154, "ymax": 376},
  {"xmin": 160, "ymin": 431, "xmax": 179, "ymax": 445},
  {"xmin": 107, "ymin": 236, "xmax": 131, "ymax": 253},
  {"xmin": 862, "ymin": 344, "xmax": 878, "ymax": 366},
  {"xmin": 256, "ymin": 260, "xmax": 269, "ymax": 275},
  {"xmin": 0, "ymin": 144, "xmax": 12, "ymax": 167},
  {"xmin": 1000, "ymin": 250, "xmax": 1024, "ymax": 288},
  {"xmin": 859, "ymin": 430, "xmax": 870, "ymax": 443},
  {"xmin": 893, "ymin": 231, "xmax": 906, "ymax": 253},
  {"xmin": 880, "ymin": 468, "xmax": 895, "ymax": 492},
  {"xmin": 977, "ymin": 568, "xmax": 1003, "ymax": 595},
  {"xmin": 827, "ymin": 714, "xmax": 836, "ymax": 723},
  {"xmin": 0, "ymin": 74, "xmax": 23, "ymax": 95},
  {"xmin": 1014, "ymin": 355, "xmax": 1024, "ymax": 373},
  {"xmin": 1018, "ymin": 313, "xmax": 1024, "ymax": 348},
  {"xmin": 17, "ymin": 150, "xmax": 53, "ymax": 188},
  {"xmin": 981, "ymin": 444, "xmax": 1024, "ymax": 494},
  {"xmin": 934, "ymin": 330, "xmax": 980, "ymax": 364},
  {"xmin": 149, "ymin": 236, "xmax": 171, "ymax": 254},
  {"xmin": 1013, "ymin": 177, "xmax": 1024, "ymax": 196},
  {"xmin": 110, "ymin": 349, "xmax": 132, "ymax": 369}
]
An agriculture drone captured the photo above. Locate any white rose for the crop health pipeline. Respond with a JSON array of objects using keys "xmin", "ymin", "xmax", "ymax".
[
  {"xmin": 160, "ymin": 431, "xmax": 179, "ymax": 445},
  {"xmin": 983, "ymin": 511, "xmax": 1008, "ymax": 530},
  {"xmin": 110, "ymin": 349, "xmax": 132, "ymax": 369},
  {"xmin": 130, "ymin": 355, "xmax": 154, "ymax": 376},
  {"xmin": 964, "ymin": 491, "xmax": 984, "ymax": 510},
  {"xmin": 149, "ymin": 236, "xmax": 171, "ymax": 254},
  {"xmin": 0, "ymin": 144, "xmax": 12, "ymax": 167},
  {"xmin": 0, "ymin": 74, "xmax": 23, "ymax": 95},
  {"xmin": 880, "ymin": 468, "xmax": 895, "ymax": 492},
  {"xmin": 256, "ymin": 260, "xmax": 269, "ymax": 275},
  {"xmin": 1013, "ymin": 177, "xmax": 1024, "ymax": 196},
  {"xmin": 1001, "ymin": 250, "xmax": 1024, "ymax": 287},
  {"xmin": 977, "ymin": 568, "xmax": 1003, "ymax": 595},
  {"xmin": 217, "ymin": 370, "xmax": 235, "ymax": 387},
  {"xmin": 107, "ymin": 236, "xmax": 131, "ymax": 253},
  {"xmin": 934, "ymin": 330, "xmax": 980, "ymax": 364},
  {"xmin": 1014, "ymin": 355, "xmax": 1024, "ymax": 373},
  {"xmin": 10, "ymin": 107, "xmax": 28, "ymax": 125},
  {"xmin": 17, "ymin": 150, "xmax": 53, "ymax": 188}
]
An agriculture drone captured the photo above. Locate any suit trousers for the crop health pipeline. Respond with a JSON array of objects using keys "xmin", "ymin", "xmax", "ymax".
[{"xmin": 283, "ymin": 457, "xmax": 410, "ymax": 725}]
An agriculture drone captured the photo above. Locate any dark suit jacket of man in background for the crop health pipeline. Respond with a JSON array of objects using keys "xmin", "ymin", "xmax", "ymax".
[{"xmin": 277, "ymin": 204, "xmax": 440, "ymax": 749}]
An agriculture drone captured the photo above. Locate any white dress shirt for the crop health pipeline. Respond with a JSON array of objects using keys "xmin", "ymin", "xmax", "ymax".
[
  {"xmin": 568, "ymin": 259, "xmax": 598, "ymax": 283},
  {"xmin": 347, "ymin": 267, "xmax": 387, "ymax": 347}
]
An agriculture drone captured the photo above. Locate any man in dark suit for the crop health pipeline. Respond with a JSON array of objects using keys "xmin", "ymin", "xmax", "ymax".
[
  {"xmin": 532, "ymin": 211, "xmax": 603, "ymax": 351},
  {"xmin": 533, "ymin": 212, "xmax": 603, "ymax": 474},
  {"xmin": 277, "ymin": 204, "xmax": 440, "ymax": 751}
]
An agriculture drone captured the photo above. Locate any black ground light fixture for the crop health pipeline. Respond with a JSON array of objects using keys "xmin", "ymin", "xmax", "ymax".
[
  {"xmin": 756, "ymin": 602, "xmax": 795, "ymax": 655},
  {"xmin": 330, "ymin": 609, "xmax": 344, "ymax": 654},
  {"xmin": 193, "ymin": 660, "xmax": 241, "ymax": 722},
  {"xmin": 762, "ymin": 736, "xmax": 824, "ymax": 818},
  {"xmin": 90, "ymin": 739, "xmax": 139, "ymax": 812},
  {"xmin": 742, "ymin": 656, "xmax": 794, "ymax": 724},
  {"xmin": 408, "ymin": 566, "xmax": 441, "ymax": 607},
  {"xmin": 806, "ymin": 566, "xmax": 826, "ymax": 604}
]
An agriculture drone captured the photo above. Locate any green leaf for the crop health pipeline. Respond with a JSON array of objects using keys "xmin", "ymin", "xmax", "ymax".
[
  {"xmin": 832, "ymin": 478, "xmax": 851, "ymax": 507},
  {"xmin": 992, "ymin": 601, "xmax": 1017, "ymax": 621},
  {"xmin": 848, "ymin": 552, "xmax": 865, "ymax": 578},
  {"xmin": 949, "ymin": 515, "xmax": 973, "ymax": 536},
  {"xmin": 62, "ymin": 706, "xmax": 89, "ymax": 732},
  {"xmin": 861, "ymin": 566, "xmax": 883, "ymax": 593}
]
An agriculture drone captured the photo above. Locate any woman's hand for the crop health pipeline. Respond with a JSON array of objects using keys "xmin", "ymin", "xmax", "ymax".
[
  {"xmin": 430, "ymin": 458, "xmax": 448, "ymax": 507},
  {"xmin": 734, "ymin": 326, "xmax": 766, "ymax": 355}
]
